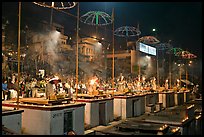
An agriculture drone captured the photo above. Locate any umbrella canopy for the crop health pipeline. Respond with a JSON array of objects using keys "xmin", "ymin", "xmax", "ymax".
[
  {"xmin": 175, "ymin": 50, "xmax": 197, "ymax": 59},
  {"xmin": 182, "ymin": 53, "xmax": 197, "ymax": 59},
  {"xmin": 114, "ymin": 26, "xmax": 141, "ymax": 37},
  {"xmin": 137, "ymin": 36, "xmax": 160, "ymax": 45},
  {"xmin": 80, "ymin": 11, "xmax": 113, "ymax": 26},
  {"xmin": 33, "ymin": 2, "xmax": 78, "ymax": 9},
  {"xmin": 167, "ymin": 47, "xmax": 183, "ymax": 55}
]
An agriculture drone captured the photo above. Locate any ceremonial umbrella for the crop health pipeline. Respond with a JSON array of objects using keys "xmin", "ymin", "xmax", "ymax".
[{"xmin": 137, "ymin": 36, "xmax": 160, "ymax": 45}]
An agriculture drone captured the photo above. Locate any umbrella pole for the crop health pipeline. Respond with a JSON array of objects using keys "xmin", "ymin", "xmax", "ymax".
[
  {"xmin": 186, "ymin": 60, "xmax": 188, "ymax": 89},
  {"xmin": 179, "ymin": 66, "xmax": 181, "ymax": 85},
  {"xmin": 156, "ymin": 47, "xmax": 159, "ymax": 88},
  {"xmin": 75, "ymin": 3, "xmax": 79, "ymax": 100},
  {"xmin": 169, "ymin": 52, "xmax": 172, "ymax": 89},
  {"xmin": 112, "ymin": 8, "xmax": 115, "ymax": 96},
  {"xmin": 17, "ymin": 2, "xmax": 21, "ymax": 110}
]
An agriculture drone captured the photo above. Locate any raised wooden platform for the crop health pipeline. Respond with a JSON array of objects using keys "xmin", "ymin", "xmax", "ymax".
[
  {"xmin": 19, "ymin": 97, "xmax": 72, "ymax": 106},
  {"xmin": 76, "ymin": 94, "xmax": 107, "ymax": 99}
]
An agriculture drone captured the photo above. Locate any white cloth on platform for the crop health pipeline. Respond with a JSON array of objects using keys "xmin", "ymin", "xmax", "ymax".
[{"xmin": 9, "ymin": 89, "xmax": 18, "ymax": 99}]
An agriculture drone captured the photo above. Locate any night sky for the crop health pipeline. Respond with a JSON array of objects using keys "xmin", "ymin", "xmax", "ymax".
[{"xmin": 2, "ymin": 2, "xmax": 202, "ymax": 60}]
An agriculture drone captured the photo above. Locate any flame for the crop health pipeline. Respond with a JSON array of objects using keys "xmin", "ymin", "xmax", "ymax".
[{"xmin": 90, "ymin": 79, "xmax": 97, "ymax": 85}]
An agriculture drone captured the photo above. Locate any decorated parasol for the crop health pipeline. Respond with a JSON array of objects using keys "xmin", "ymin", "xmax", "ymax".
[
  {"xmin": 175, "ymin": 50, "xmax": 197, "ymax": 59},
  {"xmin": 182, "ymin": 53, "xmax": 197, "ymax": 59},
  {"xmin": 167, "ymin": 47, "xmax": 183, "ymax": 55},
  {"xmin": 80, "ymin": 11, "xmax": 113, "ymax": 26},
  {"xmin": 33, "ymin": 2, "xmax": 78, "ymax": 9},
  {"xmin": 114, "ymin": 25, "xmax": 141, "ymax": 49},
  {"xmin": 137, "ymin": 36, "xmax": 160, "ymax": 45},
  {"xmin": 114, "ymin": 26, "xmax": 141, "ymax": 37},
  {"xmin": 33, "ymin": 2, "xmax": 78, "ymax": 31}
]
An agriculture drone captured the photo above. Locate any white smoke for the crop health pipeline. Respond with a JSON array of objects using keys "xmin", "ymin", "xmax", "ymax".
[{"xmin": 138, "ymin": 56, "xmax": 156, "ymax": 79}]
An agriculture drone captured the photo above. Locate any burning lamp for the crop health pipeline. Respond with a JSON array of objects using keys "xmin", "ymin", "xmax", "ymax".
[{"xmin": 90, "ymin": 79, "xmax": 95, "ymax": 85}]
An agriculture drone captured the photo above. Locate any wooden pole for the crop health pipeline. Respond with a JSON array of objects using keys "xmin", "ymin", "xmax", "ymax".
[
  {"xmin": 156, "ymin": 47, "xmax": 159, "ymax": 88},
  {"xmin": 17, "ymin": 2, "xmax": 21, "ymax": 110},
  {"xmin": 186, "ymin": 60, "xmax": 188, "ymax": 89},
  {"xmin": 138, "ymin": 52, "xmax": 140, "ymax": 78},
  {"xmin": 169, "ymin": 53, "xmax": 172, "ymax": 89},
  {"xmin": 112, "ymin": 8, "xmax": 115, "ymax": 96},
  {"xmin": 75, "ymin": 3, "xmax": 79, "ymax": 100},
  {"xmin": 179, "ymin": 66, "xmax": 181, "ymax": 82},
  {"xmin": 50, "ymin": 6, "xmax": 53, "ymax": 29},
  {"xmin": 137, "ymin": 23, "xmax": 141, "ymax": 82}
]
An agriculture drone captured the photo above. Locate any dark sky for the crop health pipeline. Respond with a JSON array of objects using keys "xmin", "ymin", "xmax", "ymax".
[{"xmin": 2, "ymin": 2, "xmax": 202, "ymax": 59}]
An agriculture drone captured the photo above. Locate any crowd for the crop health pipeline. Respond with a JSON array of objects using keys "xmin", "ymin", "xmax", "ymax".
[{"xmin": 2, "ymin": 72, "xmax": 199, "ymax": 101}]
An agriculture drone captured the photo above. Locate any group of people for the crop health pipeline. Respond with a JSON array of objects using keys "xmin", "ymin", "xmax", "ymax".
[
  {"xmin": 2, "ymin": 77, "xmax": 19, "ymax": 100},
  {"xmin": 1, "ymin": 72, "xmax": 87, "ymax": 100},
  {"xmin": 2, "ymin": 72, "xmax": 200, "ymax": 101}
]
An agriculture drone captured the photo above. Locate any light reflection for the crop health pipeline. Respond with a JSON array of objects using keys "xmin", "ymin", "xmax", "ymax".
[
  {"xmin": 182, "ymin": 117, "xmax": 189, "ymax": 122},
  {"xmin": 187, "ymin": 104, "xmax": 194, "ymax": 109},
  {"xmin": 172, "ymin": 127, "xmax": 180, "ymax": 132},
  {"xmin": 195, "ymin": 115, "xmax": 201, "ymax": 120}
]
